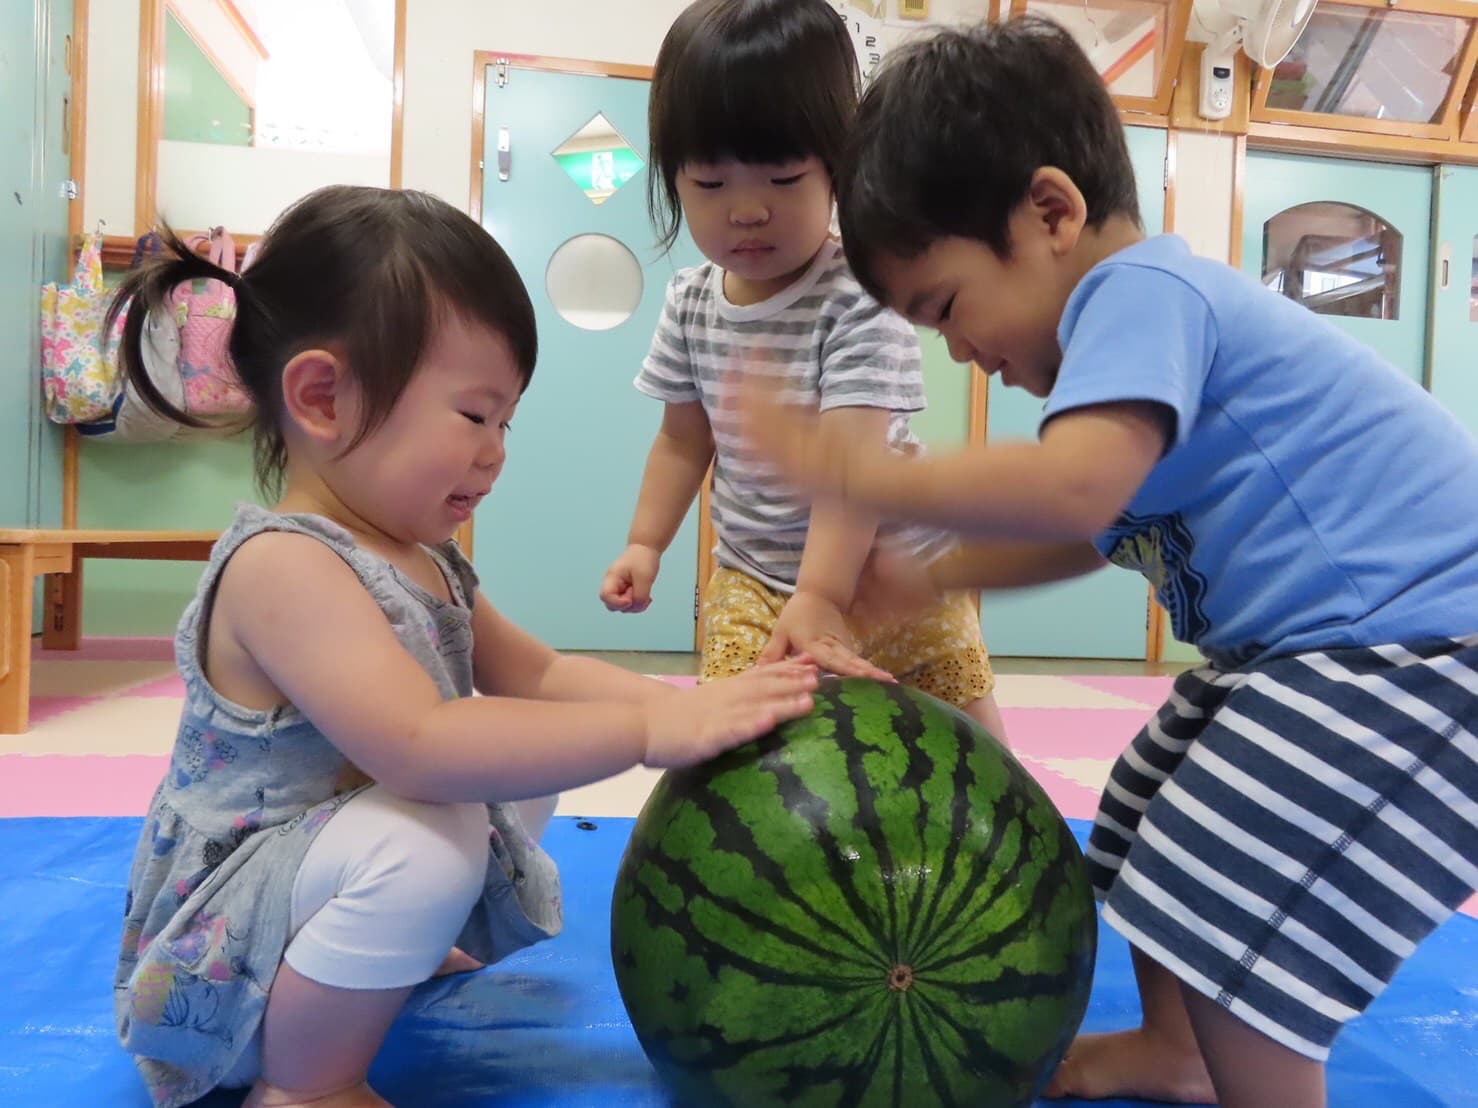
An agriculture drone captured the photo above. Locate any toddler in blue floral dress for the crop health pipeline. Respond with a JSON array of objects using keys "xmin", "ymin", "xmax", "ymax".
[{"xmin": 108, "ymin": 185, "xmax": 817, "ymax": 1108}]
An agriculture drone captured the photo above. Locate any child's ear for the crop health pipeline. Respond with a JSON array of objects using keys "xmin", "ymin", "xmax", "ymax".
[
  {"xmin": 1026, "ymin": 168, "xmax": 1088, "ymax": 255},
  {"xmin": 281, "ymin": 349, "xmax": 351, "ymax": 444}
]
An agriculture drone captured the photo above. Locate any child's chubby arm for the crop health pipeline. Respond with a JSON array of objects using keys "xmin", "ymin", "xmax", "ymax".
[
  {"xmin": 219, "ymin": 532, "xmax": 816, "ymax": 804},
  {"xmin": 600, "ymin": 400, "xmax": 715, "ymax": 613},
  {"xmin": 744, "ymin": 391, "xmax": 1171, "ymax": 543},
  {"xmin": 758, "ymin": 405, "xmax": 894, "ymax": 682}
]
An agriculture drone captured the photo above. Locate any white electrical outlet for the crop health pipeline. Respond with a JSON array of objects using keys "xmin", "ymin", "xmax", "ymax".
[{"xmin": 1199, "ymin": 48, "xmax": 1235, "ymax": 121}]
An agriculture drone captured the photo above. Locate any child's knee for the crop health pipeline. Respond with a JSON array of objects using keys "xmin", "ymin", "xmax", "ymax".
[
  {"xmin": 287, "ymin": 788, "xmax": 491, "ymax": 986},
  {"xmin": 351, "ymin": 792, "xmax": 490, "ymax": 912},
  {"xmin": 514, "ymin": 795, "xmax": 558, "ymax": 843},
  {"xmin": 338, "ymin": 791, "xmax": 487, "ymax": 921},
  {"xmin": 699, "ymin": 569, "xmax": 783, "ymax": 681}
]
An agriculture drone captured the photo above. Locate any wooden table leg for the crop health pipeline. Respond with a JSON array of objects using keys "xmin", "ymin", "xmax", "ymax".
[
  {"xmin": 43, "ymin": 558, "xmax": 83, "ymax": 650},
  {"xmin": 0, "ymin": 544, "xmax": 37, "ymax": 735}
]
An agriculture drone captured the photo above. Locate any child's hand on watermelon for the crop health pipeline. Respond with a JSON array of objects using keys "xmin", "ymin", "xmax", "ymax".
[
  {"xmin": 641, "ymin": 660, "xmax": 818, "ymax": 768},
  {"xmin": 759, "ymin": 590, "xmax": 896, "ymax": 683}
]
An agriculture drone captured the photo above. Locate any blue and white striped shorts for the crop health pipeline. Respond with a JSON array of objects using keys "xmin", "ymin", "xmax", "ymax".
[{"xmin": 1085, "ymin": 635, "xmax": 1478, "ymax": 1060}]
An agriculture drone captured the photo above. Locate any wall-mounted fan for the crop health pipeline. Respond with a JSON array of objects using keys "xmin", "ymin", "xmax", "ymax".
[{"xmin": 1192, "ymin": 0, "xmax": 1319, "ymax": 120}]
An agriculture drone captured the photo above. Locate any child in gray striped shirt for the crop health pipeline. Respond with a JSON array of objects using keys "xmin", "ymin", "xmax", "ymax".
[{"xmin": 598, "ymin": 0, "xmax": 1006, "ymax": 741}]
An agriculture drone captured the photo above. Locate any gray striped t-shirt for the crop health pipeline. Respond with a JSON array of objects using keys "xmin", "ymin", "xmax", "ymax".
[{"xmin": 637, "ymin": 239, "xmax": 945, "ymax": 594}]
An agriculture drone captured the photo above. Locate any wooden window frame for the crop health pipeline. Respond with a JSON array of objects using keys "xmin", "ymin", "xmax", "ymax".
[
  {"xmin": 1249, "ymin": 0, "xmax": 1478, "ymax": 144},
  {"xmin": 1463, "ymin": 61, "xmax": 1478, "ymax": 144},
  {"xmin": 165, "ymin": 0, "xmax": 263, "ymax": 115},
  {"xmin": 134, "ymin": 0, "xmax": 407, "ymax": 238},
  {"xmin": 1009, "ymin": 0, "xmax": 1192, "ymax": 122},
  {"xmin": 1245, "ymin": 119, "xmax": 1478, "ymax": 166}
]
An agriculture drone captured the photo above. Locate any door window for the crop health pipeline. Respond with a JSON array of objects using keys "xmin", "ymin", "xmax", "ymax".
[
  {"xmin": 552, "ymin": 113, "xmax": 644, "ymax": 206},
  {"xmin": 1262, "ymin": 201, "xmax": 1402, "ymax": 320},
  {"xmin": 1471, "ymin": 236, "xmax": 1477, "ymax": 322}
]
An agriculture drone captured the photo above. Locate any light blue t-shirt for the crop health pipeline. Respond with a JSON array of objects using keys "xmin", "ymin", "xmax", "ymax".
[{"xmin": 1042, "ymin": 234, "xmax": 1478, "ymax": 668}]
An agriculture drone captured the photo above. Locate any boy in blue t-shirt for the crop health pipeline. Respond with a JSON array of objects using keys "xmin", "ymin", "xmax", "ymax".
[{"xmin": 746, "ymin": 16, "xmax": 1478, "ymax": 1108}]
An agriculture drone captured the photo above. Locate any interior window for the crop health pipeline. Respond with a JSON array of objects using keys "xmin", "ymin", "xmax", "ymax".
[{"xmin": 1262, "ymin": 202, "xmax": 1402, "ymax": 320}]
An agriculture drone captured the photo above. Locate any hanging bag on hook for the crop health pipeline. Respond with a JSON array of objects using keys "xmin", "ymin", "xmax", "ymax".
[
  {"xmin": 97, "ymin": 231, "xmax": 247, "ymax": 443},
  {"xmin": 45, "ymin": 229, "xmax": 192, "ymax": 443},
  {"xmin": 39, "ymin": 225, "xmax": 126, "ymax": 424},
  {"xmin": 171, "ymin": 227, "xmax": 251, "ymax": 417}
]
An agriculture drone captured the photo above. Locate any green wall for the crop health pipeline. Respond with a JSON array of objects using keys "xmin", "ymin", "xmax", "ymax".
[
  {"xmin": 164, "ymin": 13, "xmax": 252, "ymax": 146},
  {"xmin": 78, "ymin": 437, "xmax": 261, "ymax": 634}
]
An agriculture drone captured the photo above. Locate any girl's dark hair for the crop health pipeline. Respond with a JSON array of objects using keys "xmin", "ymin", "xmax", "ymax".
[
  {"xmin": 106, "ymin": 186, "xmax": 537, "ymax": 496},
  {"xmin": 838, "ymin": 16, "xmax": 1142, "ymax": 302},
  {"xmin": 648, "ymin": 0, "xmax": 859, "ymax": 251}
]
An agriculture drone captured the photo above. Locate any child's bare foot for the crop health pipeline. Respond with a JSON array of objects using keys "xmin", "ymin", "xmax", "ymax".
[
  {"xmin": 1042, "ymin": 1028, "xmax": 1216, "ymax": 1103},
  {"xmin": 242, "ymin": 1080, "xmax": 392, "ymax": 1107},
  {"xmin": 433, "ymin": 946, "xmax": 483, "ymax": 977}
]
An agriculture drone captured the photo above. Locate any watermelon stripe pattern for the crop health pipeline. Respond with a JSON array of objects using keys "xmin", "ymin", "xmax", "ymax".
[{"xmin": 611, "ymin": 677, "xmax": 1096, "ymax": 1107}]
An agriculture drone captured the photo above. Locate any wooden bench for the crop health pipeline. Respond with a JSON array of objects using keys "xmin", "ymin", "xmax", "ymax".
[{"xmin": 0, "ymin": 528, "xmax": 218, "ymax": 734}]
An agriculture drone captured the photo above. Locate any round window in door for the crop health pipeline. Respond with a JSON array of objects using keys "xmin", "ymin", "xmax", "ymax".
[
  {"xmin": 1262, "ymin": 202, "xmax": 1402, "ymax": 320},
  {"xmin": 545, "ymin": 233, "xmax": 644, "ymax": 332}
]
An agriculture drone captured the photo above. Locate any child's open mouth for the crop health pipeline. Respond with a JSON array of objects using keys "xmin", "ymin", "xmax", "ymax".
[{"xmin": 447, "ymin": 493, "xmax": 481, "ymax": 520}]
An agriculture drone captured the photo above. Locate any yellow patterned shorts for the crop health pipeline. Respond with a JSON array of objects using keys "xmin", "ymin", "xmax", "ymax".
[{"xmin": 699, "ymin": 567, "xmax": 995, "ymax": 709}]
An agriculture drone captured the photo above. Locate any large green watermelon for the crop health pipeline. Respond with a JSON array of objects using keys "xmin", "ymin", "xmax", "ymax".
[{"xmin": 611, "ymin": 676, "xmax": 1096, "ymax": 1107}]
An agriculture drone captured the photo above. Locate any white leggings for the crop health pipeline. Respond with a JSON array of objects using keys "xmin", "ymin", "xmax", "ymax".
[
  {"xmin": 284, "ymin": 787, "xmax": 558, "ymax": 988},
  {"xmin": 221, "ymin": 787, "xmax": 555, "ymax": 1087},
  {"xmin": 284, "ymin": 787, "xmax": 489, "ymax": 990}
]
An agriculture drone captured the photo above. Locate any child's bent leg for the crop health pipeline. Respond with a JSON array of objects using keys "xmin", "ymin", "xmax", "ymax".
[
  {"xmin": 861, "ymin": 590, "xmax": 1007, "ymax": 742},
  {"xmin": 515, "ymin": 795, "xmax": 558, "ymax": 843},
  {"xmin": 698, "ymin": 569, "xmax": 786, "ymax": 682},
  {"xmin": 245, "ymin": 966, "xmax": 410, "ymax": 1107},
  {"xmin": 1044, "ymin": 946, "xmax": 1215, "ymax": 1104},
  {"xmin": 1180, "ymin": 982, "xmax": 1326, "ymax": 1108},
  {"xmin": 248, "ymin": 787, "xmax": 491, "ymax": 1105},
  {"xmin": 962, "ymin": 693, "xmax": 1008, "ymax": 747}
]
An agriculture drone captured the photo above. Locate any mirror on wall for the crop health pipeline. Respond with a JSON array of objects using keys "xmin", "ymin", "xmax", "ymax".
[{"xmin": 139, "ymin": 0, "xmax": 403, "ymax": 236}]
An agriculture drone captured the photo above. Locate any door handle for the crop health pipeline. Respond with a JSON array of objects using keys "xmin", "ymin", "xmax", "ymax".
[
  {"xmin": 1439, "ymin": 243, "xmax": 1451, "ymax": 291},
  {"xmin": 497, "ymin": 128, "xmax": 511, "ymax": 182}
]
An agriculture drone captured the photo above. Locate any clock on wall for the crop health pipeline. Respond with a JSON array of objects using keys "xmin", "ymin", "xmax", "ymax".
[{"xmin": 830, "ymin": 0, "xmax": 887, "ymax": 81}]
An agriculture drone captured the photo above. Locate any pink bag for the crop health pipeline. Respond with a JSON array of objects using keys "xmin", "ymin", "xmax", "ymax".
[{"xmin": 171, "ymin": 228, "xmax": 251, "ymax": 416}]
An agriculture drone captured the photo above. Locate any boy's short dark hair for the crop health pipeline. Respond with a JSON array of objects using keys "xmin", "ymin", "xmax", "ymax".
[
  {"xmin": 838, "ymin": 16, "xmax": 1141, "ymax": 301},
  {"xmin": 648, "ymin": 0, "xmax": 860, "ymax": 251}
]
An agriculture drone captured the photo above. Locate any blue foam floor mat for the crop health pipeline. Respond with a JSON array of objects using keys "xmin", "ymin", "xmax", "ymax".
[{"xmin": 2, "ymin": 815, "xmax": 1474, "ymax": 1106}]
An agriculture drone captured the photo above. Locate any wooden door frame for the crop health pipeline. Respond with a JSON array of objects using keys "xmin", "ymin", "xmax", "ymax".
[
  {"xmin": 1145, "ymin": 127, "xmax": 1177, "ymax": 663},
  {"xmin": 62, "ymin": 0, "xmax": 91, "ymax": 528}
]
